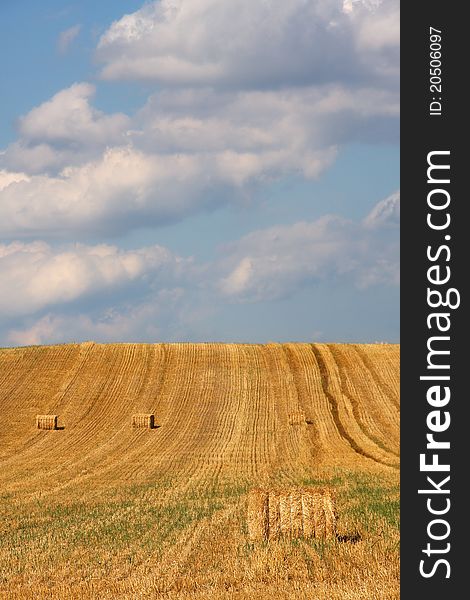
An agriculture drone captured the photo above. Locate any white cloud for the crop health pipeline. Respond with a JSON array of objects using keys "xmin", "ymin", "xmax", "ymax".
[
  {"xmin": 0, "ymin": 193, "xmax": 399, "ymax": 345},
  {"xmin": 0, "ymin": 146, "xmax": 241, "ymax": 237},
  {"xmin": 1, "ymin": 83, "xmax": 130, "ymax": 176},
  {"xmin": 1, "ymin": 143, "xmax": 67, "ymax": 174},
  {"xmin": 0, "ymin": 240, "xmax": 185, "ymax": 317},
  {"xmin": 6, "ymin": 289, "xmax": 185, "ymax": 346},
  {"xmin": 220, "ymin": 257, "xmax": 254, "ymax": 296},
  {"xmin": 0, "ymin": 0, "xmax": 399, "ymax": 346},
  {"xmin": 0, "ymin": 83, "xmax": 397, "ymax": 238},
  {"xmin": 363, "ymin": 190, "xmax": 400, "ymax": 228},
  {"xmin": 0, "ymin": 0, "xmax": 398, "ymax": 239},
  {"xmin": 219, "ymin": 193, "xmax": 400, "ymax": 301},
  {"xmin": 18, "ymin": 83, "xmax": 129, "ymax": 148},
  {"xmin": 0, "ymin": 169, "xmax": 30, "ymax": 191},
  {"xmin": 356, "ymin": 4, "xmax": 399, "ymax": 51},
  {"xmin": 136, "ymin": 84, "xmax": 397, "ymax": 153},
  {"xmin": 97, "ymin": 0, "xmax": 398, "ymax": 88},
  {"xmin": 8, "ymin": 314, "xmax": 59, "ymax": 346},
  {"xmin": 57, "ymin": 24, "xmax": 81, "ymax": 55}
]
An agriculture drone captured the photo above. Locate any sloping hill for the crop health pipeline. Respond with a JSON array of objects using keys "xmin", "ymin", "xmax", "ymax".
[
  {"xmin": 0, "ymin": 342, "xmax": 398, "ymax": 492},
  {"xmin": 0, "ymin": 342, "xmax": 399, "ymax": 599}
]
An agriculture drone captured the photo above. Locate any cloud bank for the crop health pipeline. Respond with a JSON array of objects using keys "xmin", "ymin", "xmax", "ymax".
[
  {"xmin": 97, "ymin": 0, "xmax": 398, "ymax": 88},
  {"xmin": 0, "ymin": 0, "xmax": 399, "ymax": 345},
  {"xmin": 0, "ymin": 0, "xmax": 398, "ymax": 240},
  {"xmin": 2, "ymin": 193, "xmax": 399, "ymax": 344}
]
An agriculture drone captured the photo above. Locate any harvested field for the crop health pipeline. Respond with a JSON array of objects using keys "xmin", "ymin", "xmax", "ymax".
[{"xmin": 0, "ymin": 342, "xmax": 400, "ymax": 599}]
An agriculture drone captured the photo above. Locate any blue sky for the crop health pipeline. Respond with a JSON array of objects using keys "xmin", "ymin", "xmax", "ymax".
[{"xmin": 0, "ymin": 0, "xmax": 399, "ymax": 345}]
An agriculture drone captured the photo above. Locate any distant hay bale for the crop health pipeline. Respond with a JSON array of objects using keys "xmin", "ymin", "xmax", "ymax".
[
  {"xmin": 288, "ymin": 411, "xmax": 305, "ymax": 426},
  {"xmin": 247, "ymin": 487, "xmax": 336, "ymax": 541},
  {"xmin": 131, "ymin": 414, "xmax": 155, "ymax": 429},
  {"xmin": 36, "ymin": 415, "xmax": 58, "ymax": 430}
]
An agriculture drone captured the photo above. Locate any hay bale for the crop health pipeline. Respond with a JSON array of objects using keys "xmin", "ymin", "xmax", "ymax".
[
  {"xmin": 247, "ymin": 486, "xmax": 336, "ymax": 541},
  {"xmin": 36, "ymin": 415, "xmax": 58, "ymax": 430},
  {"xmin": 322, "ymin": 489, "xmax": 337, "ymax": 539},
  {"xmin": 288, "ymin": 411, "xmax": 304, "ymax": 426},
  {"xmin": 290, "ymin": 490, "xmax": 303, "ymax": 538},
  {"xmin": 131, "ymin": 414, "xmax": 155, "ymax": 429},
  {"xmin": 301, "ymin": 491, "xmax": 315, "ymax": 538},
  {"xmin": 311, "ymin": 491, "xmax": 326, "ymax": 539},
  {"xmin": 309, "ymin": 488, "xmax": 337, "ymax": 539},
  {"xmin": 268, "ymin": 491, "xmax": 281, "ymax": 539},
  {"xmin": 279, "ymin": 491, "xmax": 291, "ymax": 536},
  {"xmin": 247, "ymin": 489, "xmax": 269, "ymax": 542}
]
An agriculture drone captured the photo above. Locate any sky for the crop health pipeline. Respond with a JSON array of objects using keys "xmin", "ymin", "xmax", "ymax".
[{"xmin": 0, "ymin": 0, "xmax": 399, "ymax": 346}]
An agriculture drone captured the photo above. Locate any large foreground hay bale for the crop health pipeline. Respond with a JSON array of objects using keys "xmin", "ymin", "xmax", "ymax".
[
  {"xmin": 268, "ymin": 491, "xmax": 281, "ymax": 539},
  {"xmin": 247, "ymin": 489, "xmax": 269, "ymax": 542},
  {"xmin": 36, "ymin": 415, "xmax": 58, "ymax": 430},
  {"xmin": 290, "ymin": 490, "xmax": 303, "ymax": 538},
  {"xmin": 247, "ymin": 487, "xmax": 336, "ymax": 541},
  {"xmin": 131, "ymin": 414, "xmax": 155, "ymax": 429}
]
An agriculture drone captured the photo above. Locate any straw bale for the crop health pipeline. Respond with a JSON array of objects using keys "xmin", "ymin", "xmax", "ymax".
[
  {"xmin": 268, "ymin": 491, "xmax": 281, "ymax": 540},
  {"xmin": 247, "ymin": 489, "xmax": 269, "ymax": 542},
  {"xmin": 290, "ymin": 490, "xmax": 303, "ymax": 538},
  {"xmin": 302, "ymin": 491, "xmax": 315, "ymax": 538},
  {"xmin": 322, "ymin": 490, "xmax": 337, "ymax": 539},
  {"xmin": 311, "ymin": 491, "xmax": 326, "ymax": 539},
  {"xmin": 36, "ymin": 415, "xmax": 58, "ymax": 430},
  {"xmin": 279, "ymin": 491, "xmax": 291, "ymax": 536},
  {"xmin": 131, "ymin": 414, "xmax": 155, "ymax": 429},
  {"xmin": 247, "ymin": 486, "xmax": 337, "ymax": 541}
]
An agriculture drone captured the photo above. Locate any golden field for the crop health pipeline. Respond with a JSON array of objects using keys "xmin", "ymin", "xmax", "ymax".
[{"xmin": 0, "ymin": 342, "xmax": 399, "ymax": 599}]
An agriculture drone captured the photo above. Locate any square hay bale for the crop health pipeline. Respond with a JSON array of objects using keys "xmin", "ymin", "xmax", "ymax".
[
  {"xmin": 247, "ymin": 486, "xmax": 337, "ymax": 541},
  {"xmin": 36, "ymin": 415, "xmax": 58, "ymax": 430},
  {"xmin": 288, "ymin": 411, "xmax": 305, "ymax": 426},
  {"xmin": 290, "ymin": 491, "xmax": 303, "ymax": 538},
  {"xmin": 279, "ymin": 491, "xmax": 292, "ymax": 536},
  {"xmin": 268, "ymin": 491, "xmax": 281, "ymax": 539},
  {"xmin": 247, "ymin": 489, "xmax": 269, "ymax": 542},
  {"xmin": 131, "ymin": 414, "xmax": 155, "ymax": 429}
]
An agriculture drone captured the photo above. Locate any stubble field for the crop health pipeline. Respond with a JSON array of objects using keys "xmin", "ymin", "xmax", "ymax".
[{"xmin": 0, "ymin": 342, "xmax": 399, "ymax": 599}]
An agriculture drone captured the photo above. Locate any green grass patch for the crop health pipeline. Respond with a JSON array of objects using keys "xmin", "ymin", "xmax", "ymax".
[
  {"xmin": 300, "ymin": 469, "xmax": 399, "ymax": 542},
  {"xmin": 0, "ymin": 478, "xmax": 250, "ymax": 582}
]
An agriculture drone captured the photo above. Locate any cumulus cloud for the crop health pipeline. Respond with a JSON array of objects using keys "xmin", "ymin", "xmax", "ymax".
[
  {"xmin": 0, "ymin": 0, "xmax": 398, "ymax": 239},
  {"xmin": 18, "ymin": 83, "xmax": 129, "ymax": 146},
  {"xmin": 0, "ymin": 169, "xmax": 30, "ymax": 191},
  {"xmin": 0, "ymin": 241, "xmax": 186, "ymax": 317},
  {"xmin": 135, "ymin": 84, "xmax": 397, "ymax": 154},
  {"xmin": 57, "ymin": 24, "xmax": 81, "ymax": 55},
  {"xmin": 0, "ymin": 146, "xmax": 242, "ymax": 238},
  {"xmin": 363, "ymin": 190, "xmax": 400, "ymax": 228},
  {"xmin": 1, "ymin": 84, "xmax": 130, "ymax": 175},
  {"xmin": 0, "ymin": 83, "xmax": 397, "ymax": 238},
  {"xmin": 6, "ymin": 289, "xmax": 186, "ymax": 346},
  {"xmin": 218, "ymin": 192, "xmax": 400, "ymax": 301},
  {"xmin": 96, "ymin": 0, "xmax": 398, "ymax": 88},
  {"xmin": 0, "ymin": 0, "xmax": 399, "ymax": 346},
  {"xmin": 0, "ymin": 192, "xmax": 399, "ymax": 345},
  {"xmin": 7, "ymin": 314, "xmax": 59, "ymax": 347}
]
